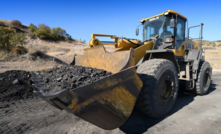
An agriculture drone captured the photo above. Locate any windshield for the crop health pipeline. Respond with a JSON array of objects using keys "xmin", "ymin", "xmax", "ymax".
[{"xmin": 143, "ymin": 15, "xmax": 174, "ymax": 41}]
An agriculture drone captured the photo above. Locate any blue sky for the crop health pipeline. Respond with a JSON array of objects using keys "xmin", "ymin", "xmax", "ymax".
[{"xmin": 1, "ymin": 0, "xmax": 220, "ymax": 42}]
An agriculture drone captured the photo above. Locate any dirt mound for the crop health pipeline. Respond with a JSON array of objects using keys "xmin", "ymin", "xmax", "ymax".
[
  {"xmin": 0, "ymin": 70, "xmax": 37, "ymax": 102},
  {"xmin": 38, "ymin": 65, "xmax": 112, "ymax": 93}
]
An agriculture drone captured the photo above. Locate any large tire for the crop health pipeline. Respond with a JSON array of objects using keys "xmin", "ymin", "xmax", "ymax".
[
  {"xmin": 136, "ymin": 59, "xmax": 179, "ymax": 118},
  {"xmin": 195, "ymin": 61, "xmax": 212, "ymax": 95}
]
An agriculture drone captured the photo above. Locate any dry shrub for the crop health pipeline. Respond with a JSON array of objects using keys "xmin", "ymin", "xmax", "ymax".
[
  {"xmin": 27, "ymin": 32, "xmax": 36, "ymax": 39},
  {"xmin": 11, "ymin": 46, "xmax": 28, "ymax": 55},
  {"xmin": 29, "ymin": 23, "xmax": 37, "ymax": 34},
  {"xmin": 0, "ymin": 21, "xmax": 5, "ymax": 27},
  {"xmin": 30, "ymin": 51, "xmax": 47, "ymax": 60},
  {"xmin": 35, "ymin": 24, "xmax": 51, "ymax": 40},
  {"xmin": 10, "ymin": 20, "xmax": 22, "ymax": 27}
]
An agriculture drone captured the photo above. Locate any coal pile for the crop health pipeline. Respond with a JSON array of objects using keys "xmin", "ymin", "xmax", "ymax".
[
  {"xmin": 39, "ymin": 65, "xmax": 112, "ymax": 93},
  {"xmin": 0, "ymin": 66, "xmax": 112, "ymax": 134},
  {"xmin": 0, "ymin": 70, "xmax": 37, "ymax": 102},
  {"xmin": 0, "ymin": 65, "xmax": 112, "ymax": 100}
]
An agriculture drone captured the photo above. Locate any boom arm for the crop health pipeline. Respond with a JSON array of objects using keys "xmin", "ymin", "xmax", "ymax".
[{"xmin": 88, "ymin": 34, "xmax": 140, "ymax": 48}]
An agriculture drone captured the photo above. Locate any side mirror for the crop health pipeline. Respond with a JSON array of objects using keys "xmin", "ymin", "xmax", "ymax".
[
  {"xmin": 170, "ymin": 19, "xmax": 175, "ymax": 28},
  {"xmin": 136, "ymin": 28, "xmax": 139, "ymax": 36}
]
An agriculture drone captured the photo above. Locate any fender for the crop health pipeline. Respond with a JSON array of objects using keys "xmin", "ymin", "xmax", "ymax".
[{"xmin": 145, "ymin": 49, "xmax": 180, "ymax": 73}]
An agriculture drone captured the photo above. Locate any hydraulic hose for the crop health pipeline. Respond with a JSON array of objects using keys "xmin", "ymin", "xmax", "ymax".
[{"xmin": 121, "ymin": 37, "xmax": 141, "ymax": 46}]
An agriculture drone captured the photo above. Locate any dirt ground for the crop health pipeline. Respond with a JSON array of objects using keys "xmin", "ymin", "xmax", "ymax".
[
  {"xmin": 0, "ymin": 70, "xmax": 220, "ymax": 134},
  {"xmin": 0, "ymin": 38, "xmax": 88, "ymax": 73}
]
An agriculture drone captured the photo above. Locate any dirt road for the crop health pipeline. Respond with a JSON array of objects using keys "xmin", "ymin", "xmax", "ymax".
[{"xmin": 0, "ymin": 71, "xmax": 220, "ymax": 134}]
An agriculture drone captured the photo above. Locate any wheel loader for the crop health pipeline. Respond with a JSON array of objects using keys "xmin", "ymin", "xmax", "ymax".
[{"xmin": 31, "ymin": 10, "xmax": 212, "ymax": 130}]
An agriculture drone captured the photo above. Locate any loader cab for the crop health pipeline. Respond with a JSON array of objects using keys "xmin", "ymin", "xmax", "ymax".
[{"xmin": 140, "ymin": 10, "xmax": 187, "ymax": 51}]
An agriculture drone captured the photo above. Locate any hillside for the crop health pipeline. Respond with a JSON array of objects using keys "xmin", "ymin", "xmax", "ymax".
[
  {"xmin": 0, "ymin": 19, "xmax": 29, "ymax": 33},
  {"xmin": 0, "ymin": 19, "xmax": 88, "ymax": 73},
  {"xmin": 202, "ymin": 40, "xmax": 221, "ymax": 48},
  {"xmin": 0, "ymin": 38, "xmax": 88, "ymax": 73}
]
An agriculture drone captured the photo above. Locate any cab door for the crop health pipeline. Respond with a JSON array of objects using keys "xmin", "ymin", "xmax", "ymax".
[{"xmin": 173, "ymin": 16, "xmax": 186, "ymax": 57}]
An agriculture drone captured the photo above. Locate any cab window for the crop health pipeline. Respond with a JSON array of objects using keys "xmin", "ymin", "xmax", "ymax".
[{"xmin": 176, "ymin": 17, "xmax": 186, "ymax": 49}]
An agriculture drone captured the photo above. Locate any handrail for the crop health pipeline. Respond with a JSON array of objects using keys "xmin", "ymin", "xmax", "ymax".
[
  {"xmin": 91, "ymin": 34, "xmax": 116, "ymax": 40},
  {"xmin": 187, "ymin": 23, "xmax": 204, "ymax": 49}
]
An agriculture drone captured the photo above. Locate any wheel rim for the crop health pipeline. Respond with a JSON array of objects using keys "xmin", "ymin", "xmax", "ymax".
[
  {"xmin": 203, "ymin": 69, "xmax": 210, "ymax": 87},
  {"xmin": 158, "ymin": 76, "xmax": 174, "ymax": 105}
]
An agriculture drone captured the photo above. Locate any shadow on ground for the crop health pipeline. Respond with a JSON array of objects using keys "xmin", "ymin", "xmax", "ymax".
[
  {"xmin": 31, "ymin": 51, "xmax": 68, "ymax": 65},
  {"xmin": 119, "ymin": 81, "xmax": 217, "ymax": 134}
]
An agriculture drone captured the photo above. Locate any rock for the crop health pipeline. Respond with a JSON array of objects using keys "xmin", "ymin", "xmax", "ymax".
[
  {"xmin": 56, "ymin": 77, "xmax": 62, "ymax": 82},
  {"xmin": 45, "ymin": 78, "xmax": 49, "ymax": 83},
  {"xmin": 69, "ymin": 75, "xmax": 73, "ymax": 78},
  {"xmin": 63, "ymin": 75, "xmax": 68, "ymax": 80},
  {"xmin": 12, "ymin": 79, "xmax": 19, "ymax": 84},
  {"xmin": 90, "ymin": 73, "xmax": 96, "ymax": 77},
  {"xmin": 47, "ymin": 70, "xmax": 52, "ymax": 73},
  {"xmin": 0, "ymin": 104, "xmax": 9, "ymax": 108}
]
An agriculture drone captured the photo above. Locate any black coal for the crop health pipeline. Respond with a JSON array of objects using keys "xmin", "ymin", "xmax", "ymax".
[
  {"xmin": 0, "ymin": 66, "xmax": 111, "ymax": 100},
  {"xmin": 39, "ymin": 65, "xmax": 112, "ymax": 93},
  {"xmin": 0, "ymin": 70, "xmax": 37, "ymax": 102}
]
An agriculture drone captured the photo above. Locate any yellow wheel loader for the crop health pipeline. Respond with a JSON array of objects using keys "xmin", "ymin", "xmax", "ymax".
[{"xmin": 31, "ymin": 10, "xmax": 212, "ymax": 130}]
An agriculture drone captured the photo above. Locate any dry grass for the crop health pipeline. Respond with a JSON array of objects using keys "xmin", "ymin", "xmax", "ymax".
[
  {"xmin": 0, "ymin": 19, "xmax": 29, "ymax": 27},
  {"xmin": 0, "ymin": 19, "xmax": 29, "ymax": 33},
  {"xmin": 26, "ymin": 38, "xmax": 88, "ymax": 64},
  {"xmin": 0, "ymin": 37, "xmax": 88, "ymax": 73},
  {"xmin": 204, "ymin": 48, "xmax": 221, "ymax": 70}
]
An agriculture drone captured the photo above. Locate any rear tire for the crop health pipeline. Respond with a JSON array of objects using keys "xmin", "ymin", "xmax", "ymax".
[
  {"xmin": 136, "ymin": 59, "xmax": 179, "ymax": 118},
  {"xmin": 195, "ymin": 61, "xmax": 212, "ymax": 95}
]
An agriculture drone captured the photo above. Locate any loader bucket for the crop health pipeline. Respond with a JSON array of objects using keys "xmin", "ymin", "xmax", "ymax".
[
  {"xmin": 31, "ymin": 46, "xmax": 143, "ymax": 130},
  {"xmin": 70, "ymin": 45, "xmax": 135, "ymax": 73}
]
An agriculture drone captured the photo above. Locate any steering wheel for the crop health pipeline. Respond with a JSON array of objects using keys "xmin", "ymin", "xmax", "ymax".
[
  {"xmin": 157, "ymin": 38, "xmax": 163, "ymax": 44},
  {"xmin": 157, "ymin": 38, "xmax": 163, "ymax": 48},
  {"xmin": 152, "ymin": 38, "xmax": 163, "ymax": 49}
]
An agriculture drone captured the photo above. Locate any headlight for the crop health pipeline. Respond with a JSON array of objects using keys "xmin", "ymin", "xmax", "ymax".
[{"xmin": 164, "ymin": 11, "xmax": 169, "ymax": 15}]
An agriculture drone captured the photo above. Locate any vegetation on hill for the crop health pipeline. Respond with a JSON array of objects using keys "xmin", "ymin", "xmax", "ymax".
[
  {"xmin": 0, "ymin": 19, "xmax": 74, "ymax": 57},
  {"xmin": 0, "ymin": 19, "xmax": 73, "ymax": 42},
  {"xmin": 10, "ymin": 20, "xmax": 22, "ymax": 28},
  {"xmin": 0, "ymin": 26, "xmax": 27, "ymax": 56},
  {"xmin": 29, "ymin": 23, "xmax": 72, "ymax": 42}
]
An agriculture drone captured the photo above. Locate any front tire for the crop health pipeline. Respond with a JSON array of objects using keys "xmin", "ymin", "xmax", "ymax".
[{"xmin": 136, "ymin": 59, "xmax": 179, "ymax": 118}]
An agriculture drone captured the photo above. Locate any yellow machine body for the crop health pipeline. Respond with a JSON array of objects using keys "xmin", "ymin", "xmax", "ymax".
[
  {"xmin": 88, "ymin": 33, "xmax": 199, "ymax": 64},
  {"xmin": 139, "ymin": 10, "xmax": 187, "ymax": 22}
]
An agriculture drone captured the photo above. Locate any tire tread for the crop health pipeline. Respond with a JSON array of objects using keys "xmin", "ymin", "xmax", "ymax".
[{"xmin": 136, "ymin": 59, "xmax": 178, "ymax": 118}]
